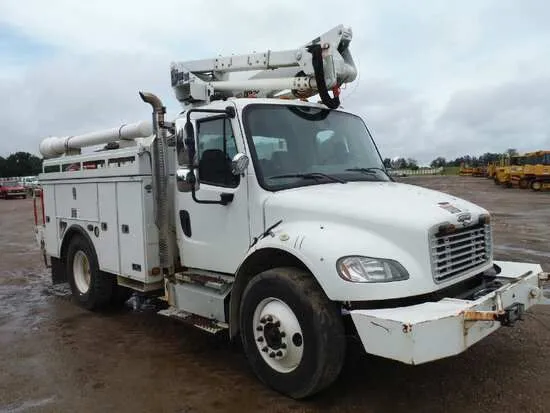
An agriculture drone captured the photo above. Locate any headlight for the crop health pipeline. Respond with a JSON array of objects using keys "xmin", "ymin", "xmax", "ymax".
[{"xmin": 336, "ymin": 256, "xmax": 409, "ymax": 283}]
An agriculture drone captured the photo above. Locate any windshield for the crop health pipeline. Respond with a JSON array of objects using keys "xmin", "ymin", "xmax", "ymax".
[{"xmin": 243, "ymin": 104, "xmax": 389, "ymax": 190}]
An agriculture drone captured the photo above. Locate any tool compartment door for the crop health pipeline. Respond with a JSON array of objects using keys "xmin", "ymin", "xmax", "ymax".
[
  {"xmin": 42, "ymin": 184, "xmax": 59, "ymax": 256},
  {"xmin": 116, "ymin": 181, "xmax": 147, "ymax": 281},
  {"xmin": 97, "ymin": 183, "xmax": 120, "ymax": 274},
  {"xmin": 55, "ymin": 183, "xmax": 99, "ymax": 221}
]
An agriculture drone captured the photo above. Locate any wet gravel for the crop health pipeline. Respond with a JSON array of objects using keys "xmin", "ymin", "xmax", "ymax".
[{"xmin": 0, "ymin": 176, "xmax": 549, "ymax": 413}]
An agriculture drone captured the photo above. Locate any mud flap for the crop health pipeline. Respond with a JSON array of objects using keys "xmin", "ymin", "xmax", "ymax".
[{"xmin": 51, "ymin": 257, "xmax": 67, "ymax": 284}]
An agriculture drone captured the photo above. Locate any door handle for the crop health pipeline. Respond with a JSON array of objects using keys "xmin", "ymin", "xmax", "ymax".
[{"xmin": 220, "ymin": 193, "xmax": 234, "ymax": 205}]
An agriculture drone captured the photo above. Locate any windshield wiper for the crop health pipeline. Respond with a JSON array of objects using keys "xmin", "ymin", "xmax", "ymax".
[
  {"xmin": 345, "ymin": 167, "xmax": 394, "ymax": 181},
  {"xmin": 268, "ymin": 172, "xmax": 347, "ymax": 184}
]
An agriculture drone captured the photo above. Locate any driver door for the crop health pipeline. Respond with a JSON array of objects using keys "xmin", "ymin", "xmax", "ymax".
[{"xmin": 175, "ymin": 112, "xmax": 250, "ymax": 274}]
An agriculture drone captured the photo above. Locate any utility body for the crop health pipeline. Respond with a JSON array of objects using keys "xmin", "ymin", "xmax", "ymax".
[{"xmin": 34, "ymin": 25, "xmax": 549, "ymax": 398}]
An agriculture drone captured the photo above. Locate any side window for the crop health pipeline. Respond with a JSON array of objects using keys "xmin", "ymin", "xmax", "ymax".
[{"xmin": 197, "ymin": 117, "xmax": 239, "ymax": 187}]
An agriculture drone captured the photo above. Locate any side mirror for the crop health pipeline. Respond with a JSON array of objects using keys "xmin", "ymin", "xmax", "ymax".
[
  {"xmin": 231, "ymin": 153, "xmax": 249, "ymax": 176},
  {"xmin": 176, "ymin": 167, "xmax": 199, "ymax": 193},
  {"xmin": 184, "ymin": 120, "xmax": 196, "ymax": 162},
  {"xmin": 176, "ymin": 128, "xmax": 187, "ymax": 162}
]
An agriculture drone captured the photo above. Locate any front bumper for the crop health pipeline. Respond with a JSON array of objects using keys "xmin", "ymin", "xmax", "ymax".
[{"xmin": 350, "ymin": 260, "xmax": 549, "ymax": 365}]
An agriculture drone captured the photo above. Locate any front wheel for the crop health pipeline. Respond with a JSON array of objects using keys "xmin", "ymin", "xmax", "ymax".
[{"xmin": 239, "ymin": 267, "xmax": 345, "ymax": 399}]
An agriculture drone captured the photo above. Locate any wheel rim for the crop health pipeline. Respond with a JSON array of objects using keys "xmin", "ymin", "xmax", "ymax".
[
  {"xmin": 252, "ymin": 298, "xmax": 304, "ymax": 373},
  {"xmin": 532, "ymin": 181, "xmax": 541, "ymax": 190},
  {"xmin": 73, "ymin": 250, "xmax": 91, "ymax": 294}
]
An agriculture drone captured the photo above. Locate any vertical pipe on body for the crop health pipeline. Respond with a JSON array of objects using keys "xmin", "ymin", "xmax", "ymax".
[{"xmin": 139, "ymin": 92, "xmax": 171, "ymax": 274}]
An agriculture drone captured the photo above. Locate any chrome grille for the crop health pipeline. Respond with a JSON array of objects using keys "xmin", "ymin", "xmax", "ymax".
[{"xmin": 430, "ymin": 223, "xmax": 492, "ymax": 283}]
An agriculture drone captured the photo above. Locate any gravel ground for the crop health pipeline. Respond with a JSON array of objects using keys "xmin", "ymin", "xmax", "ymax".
[{"xmin": 0, "ymin": 176, "xmax": 549, "ymax": 413}]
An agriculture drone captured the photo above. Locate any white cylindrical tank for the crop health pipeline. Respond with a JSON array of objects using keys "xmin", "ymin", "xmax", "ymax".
[{"xmin": 39, "ymin": 120, "xmax": 153, "ymax": 158}]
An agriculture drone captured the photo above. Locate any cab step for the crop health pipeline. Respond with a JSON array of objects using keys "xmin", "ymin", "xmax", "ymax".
[{"xmin": 157, "ymin": 307, "xmax": 228, "ymax": 334}]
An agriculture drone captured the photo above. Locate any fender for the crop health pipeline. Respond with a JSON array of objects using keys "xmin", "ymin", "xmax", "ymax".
[
  {"xmin": 51, "ymin": 223, "xmax": 97, "ymax": 284},
  {"xmin": 229, "ymin": 242, "xmax": 314, "ymax": 339},
  {"xmin": 59, "ymin": 223, "xmax": 96, "ymax": 262}
]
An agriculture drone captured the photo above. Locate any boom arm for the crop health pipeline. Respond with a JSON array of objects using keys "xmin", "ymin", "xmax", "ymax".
[{"xmin": 170, "ymin": 24, "xmax": 357, "ymax": 108}]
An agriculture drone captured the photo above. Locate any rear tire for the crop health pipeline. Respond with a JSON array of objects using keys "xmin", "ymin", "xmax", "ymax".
[
  {"xmin": 239, "ymin": 267, "xmax": 345, "ymax": 399},
  {"xmin": 519, "ymin": 178, "xmax": 529, "ymax": 189},
  {"xmin": 66, "ymin": 235, "xmax": 115, "ymax": 310},
  {"xmin": 531, "ymin": 180, "xmax": 542, "ymax": 191}
]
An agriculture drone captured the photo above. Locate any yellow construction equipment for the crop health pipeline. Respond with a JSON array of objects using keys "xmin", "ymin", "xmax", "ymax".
[
  {"xmin": 509, "ymin": 153, "xmax": 533, "ymax": 188},
  {"xmin": 510, "ymin": 151, "xmax": 538, "ymax": 189},
  {"xmin": 529, "ymin": 150, "xmax": 550, "ymax": 191},
  {"xmin": 459, "ymin": 162, "xmax": 485, "ymax": 177},
  {"xmin": 486, "ymin": 162, "xmax": 497, "ymax": 179},
  {"xmin": 472, "ymin": 165, "xmax": 486, "ymax": 177},
  {"xmin": 459, "ymin": 162, "xmax": 473, "ymax": 176},
  {"xmin": 494, "ymin": 155, "xmax": 514, "ymax": 186}
]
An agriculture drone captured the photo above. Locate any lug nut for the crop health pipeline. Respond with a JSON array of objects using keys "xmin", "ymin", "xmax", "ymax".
[
  {"xmin": 269, "ymin": 352, "xmax": 275, "ymax": 358},
  {"xmin": 276, "ymin": 351, "xmax": 283, "ymax": 357},
  {"xmin": 273, "ymin": 321, "xmax": 280, "ymax": 327},
  {"xmin": 257, "ymin": 336, "xmax": 264, "ymax": 342},
  {"xmin": 266, "ymin": 315, "xmax": 273, "ymax": 322},
  {"xmin": 260, "ymin": 317, "xmax": 267, "ymax": 324},
  {"xmin": 261, "ymin": 347, "xmax": 268, "ymax": 352},
  {"xmin": 256, "ymin": 326, "xmax": 263, "ymax": 331},
  {"xmin": 280, "ymin": 331, "xmax": 286, "ymax": 338},
  {"xmin": 280, "ymin": 343, "xmax": 287, "ymax": 349}
]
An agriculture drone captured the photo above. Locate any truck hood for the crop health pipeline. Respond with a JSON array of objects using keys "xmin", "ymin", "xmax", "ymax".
[
  {"xmin": 263, "ymin": 181, "xmax": 487, "ymax": 231},
  {"xmin": 261, "ymin": 181, "xmax": 492, "ymax": 302}
]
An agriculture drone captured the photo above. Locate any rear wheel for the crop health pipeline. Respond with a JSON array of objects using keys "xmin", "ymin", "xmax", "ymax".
[
  {"xmin": 66, "ymin": 235, "xmax": 115, "ymax": 310},
  {"xmin": 531, "ymin": 180, "xmax": 542, "ymax": 191},
  {"xmin": 239, "ymin": 267, "xmax": 345, "ymax": 399},
  {"xmin": 519, "ymin": 178, "xmax": 529, "ymax": 189}
]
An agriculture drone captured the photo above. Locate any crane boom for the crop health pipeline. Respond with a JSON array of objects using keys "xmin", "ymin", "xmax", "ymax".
[{"xmin": 170, "ymin": 24, "xmax": 357, "ymax": 107}]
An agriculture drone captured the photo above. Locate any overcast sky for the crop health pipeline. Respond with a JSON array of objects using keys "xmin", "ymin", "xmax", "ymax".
[{"xmin": 1, "ymin": 0, "xmax": 549, "ymax": 164}]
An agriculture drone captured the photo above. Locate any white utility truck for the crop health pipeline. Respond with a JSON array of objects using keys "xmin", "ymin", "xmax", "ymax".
[{"xmin": 35, "ymin": 25, "xmax": 549, "ymax": 398}]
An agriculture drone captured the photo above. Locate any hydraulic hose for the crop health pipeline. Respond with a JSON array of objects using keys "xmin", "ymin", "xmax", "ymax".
[{"xmin": 307, "ymin": 44, "xmax": 340, "ymax": 109}]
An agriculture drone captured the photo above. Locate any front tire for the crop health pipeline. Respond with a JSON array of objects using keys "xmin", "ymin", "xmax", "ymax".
[
  {"xmin": 66, "ymin": 235, "xmax": 115, "ymax": 310},
  {"xmin": 239, "ymin": 267, "xmax": 345, "ymax": 399}
]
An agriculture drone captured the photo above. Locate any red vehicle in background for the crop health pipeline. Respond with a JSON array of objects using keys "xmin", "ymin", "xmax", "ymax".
[{"xmin": 0, "ymin": 181, "xmax": 27, "ymax": 199}]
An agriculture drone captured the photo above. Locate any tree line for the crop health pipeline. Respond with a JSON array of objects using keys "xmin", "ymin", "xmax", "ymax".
[
  {"xmin": 0, "ymin": 152, "xmax": 43, "ymax": 178},
  {"xmin": 0, "ymin": 148, "xmax": 522, "ymax": 177},
  {"xmin": 382, "ymin": 148, "xmax": 519, "ymax": 170}
]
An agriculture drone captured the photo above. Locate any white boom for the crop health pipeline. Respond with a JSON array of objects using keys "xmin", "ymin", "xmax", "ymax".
[
  {"xmin": 170, "ymin": 24, "xmax": 357, "ymax": 107},
  {"xmin": 39, "ymin": 121, "xmax": 153, "ymax": 158}
]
